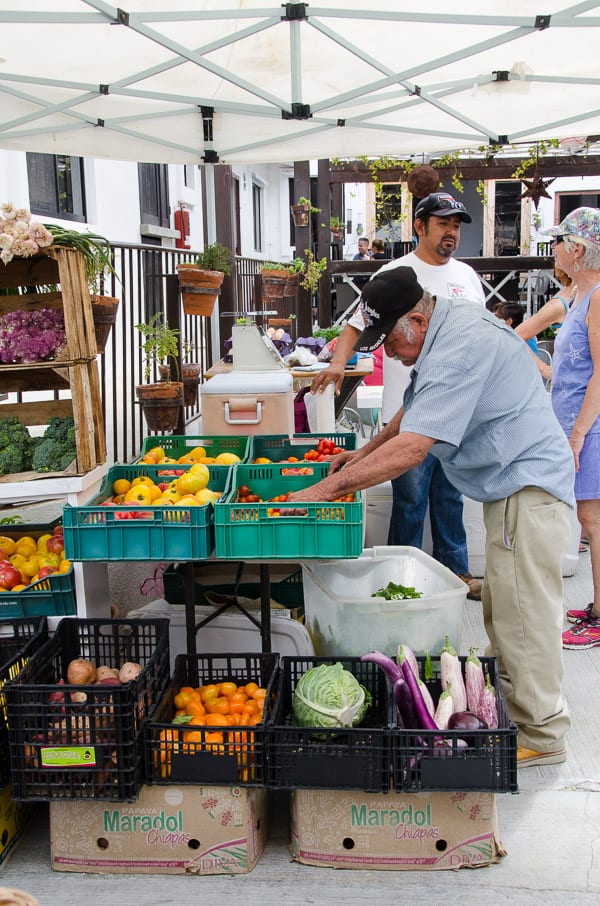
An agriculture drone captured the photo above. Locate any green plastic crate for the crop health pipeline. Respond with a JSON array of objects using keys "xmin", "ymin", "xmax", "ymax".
[
  {"xmin": 62, "ymin": 464, "xmax": 228, "ymax": 562},
  {"xmin": 0, "ymin": 518, "xmax": 76, "ymax": 619},
  {"xmin": 163, "ymin": 562, "xmax": 304, "ymax": 611},
  {"xmin": 214, "ymin": 463, "xmax": 363, "ymax": 560},
  {"xmin": 137, "ymin": 434, "xmax": 251, "ymax": 467},
  {"xmin": 250, "ymin": 432, "xmax": 357, "ymax": 463}
]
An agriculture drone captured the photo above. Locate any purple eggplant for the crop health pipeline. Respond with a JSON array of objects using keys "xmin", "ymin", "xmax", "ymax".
[{"xmin": 399, "ymin": 658, "xmax": 439, "ymax": 731}]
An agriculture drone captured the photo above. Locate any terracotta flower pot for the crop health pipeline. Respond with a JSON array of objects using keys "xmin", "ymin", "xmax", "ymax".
[
  {"xmin": 177, "ymin": 264, "xmax": 224, "ymax": 316},
  {"xmin": 291, "ymin": 203, "xmax": 311, "ymax": 228},
  {"xmin": 91, "ymin": 294, "xmax": 119, "ymax": 353},
  {"xmin": 182, "ymin": 362, "xmax": 201, "ymax": 406},
  {"xmin": 135, "ymin": 381, "xmax": 183, "ymax": 432}
]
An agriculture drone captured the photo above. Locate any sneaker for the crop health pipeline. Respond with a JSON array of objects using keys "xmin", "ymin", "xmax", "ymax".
[
  {"xmin": 457, "ymin": 572, "xmax": 482, "ymax": 601},
  {"xmin": 566, "ymin": 602, "xmax": 597, "ymax": 624},
  {"xmin": 562, "ymin": 618, "xmax": 600, "ymax": 649},
  {"xmin": 517, "ymin": 745, "xmax": 567, "ymax": 767}
]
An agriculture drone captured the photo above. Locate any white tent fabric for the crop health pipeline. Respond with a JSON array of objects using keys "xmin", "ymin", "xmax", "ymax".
[{"xmin": 1, "ymin": 1, "xmax": 600, "ymax": 165}]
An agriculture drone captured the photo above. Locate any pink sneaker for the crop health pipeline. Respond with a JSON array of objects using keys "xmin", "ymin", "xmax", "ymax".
[
  {"xmin": 566, "ymin": 602, "xmax": 595, "ymax": 624},
  {"xmin": 562, "ymin": 618, "xmax": 600, "ymax": 650}
]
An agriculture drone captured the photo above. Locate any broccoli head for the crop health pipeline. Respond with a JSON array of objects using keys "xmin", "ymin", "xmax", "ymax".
[
  {"xmin": 30, "ymin": 417, "xmax": 77, "ymax": 473},
  {"xmin": 0, "ymin": 416, "xmax": 33, "ymax": 476}
]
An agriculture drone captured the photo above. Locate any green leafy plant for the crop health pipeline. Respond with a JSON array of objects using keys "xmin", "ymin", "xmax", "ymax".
[
  {"xmin": 194, "ymin": 241, "xmax": 233, "ymax": 276},
  {"xmin": 42, "ymin": 224, "xmax": 117, "ymax": 293},
  {"xmin": 295, "ymin": 196, "xmax": 321, "ymax": 215},
  {"xmin": 295, "ymin": 250, "xmax": 328, "ymax": 295},
  {"xmin": 329, "ymin": 216, "xmax": 344, "ymax": 231},
  {"xmin": 260, "ymin": 261, "xmax": 295, "ymax": 274},
  {"xmin": 135, "ymin": 312, "xmax": 180, "ymax": 382},
  {"xmin": 313, "ymin": 325, "xmax": 341, "ymax": 342}
]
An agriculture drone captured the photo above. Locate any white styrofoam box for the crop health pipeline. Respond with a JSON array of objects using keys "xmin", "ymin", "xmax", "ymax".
[
  {"xmin": 127, "ymin": 599, "xmax": 314, "ymax": 669},
  {"xmin": 301, "ymin": 546, "xmax": 466, "ymax": 658},
  {"xmin": 201, "ymin": 371, "xmax": 295, "ymax": 436}
]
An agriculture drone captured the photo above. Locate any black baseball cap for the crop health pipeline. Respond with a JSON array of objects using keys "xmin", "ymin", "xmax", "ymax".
[
  {"xmin": 414, "ymin": 191, "xmax": 472, "ymax": 224},
  {"xmin": 353, "ymin": 267, "xmax": 425, "ymax": 353}
]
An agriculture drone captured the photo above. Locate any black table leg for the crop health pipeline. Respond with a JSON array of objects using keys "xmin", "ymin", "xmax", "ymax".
[{"xmin": 259, "ymin": 563, "xmax": 272, "ymax": 653}]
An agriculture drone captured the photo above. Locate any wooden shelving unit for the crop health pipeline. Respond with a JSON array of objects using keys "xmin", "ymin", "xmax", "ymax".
[{"xmin": 0, "ymin": 247, "xmax": 106, "ymax": 473}]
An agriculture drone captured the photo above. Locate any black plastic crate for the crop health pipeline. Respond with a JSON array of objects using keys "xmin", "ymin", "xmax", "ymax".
[
  {"xmin": 0, "ymin": 617, "xmax": 49, "ymax": 787},
  {"xmin": 145, "ymin": 652, "xmax": 278, "ymax": 787},
  {"xmin": 4, "ymin": 618, "xmax": 170, "ymax": 802},
  {"xmin": 391, "ymin": 656, "xmax": 518, "ymax": 793},
  {"xmin": 267, "ymin": 656, "xmax": 391, "ymax": 793}
]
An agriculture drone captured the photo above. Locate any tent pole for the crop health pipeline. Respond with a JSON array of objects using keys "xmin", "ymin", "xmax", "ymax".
[{"xmin": 204, "ymin": 162, "xmax": 221, "ymax": 364}]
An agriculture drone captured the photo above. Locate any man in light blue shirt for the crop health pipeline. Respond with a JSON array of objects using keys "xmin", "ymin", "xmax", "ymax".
[{"xmin": 289, "ymin": 266, "xmax": 574, "ymax": 768}]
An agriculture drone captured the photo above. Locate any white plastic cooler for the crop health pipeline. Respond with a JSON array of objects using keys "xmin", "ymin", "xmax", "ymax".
[{"xmin": 200, "ymin": 371, "xmax": 295, "ymax": 436}]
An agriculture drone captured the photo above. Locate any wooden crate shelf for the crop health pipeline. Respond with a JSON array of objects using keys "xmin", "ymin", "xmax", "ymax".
[{"xmin": 0, "ymin": 247, "xmax": 106, "ymax": 474}]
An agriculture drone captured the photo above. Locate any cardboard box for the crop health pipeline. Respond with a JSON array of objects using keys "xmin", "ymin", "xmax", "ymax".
[
  {"xmin": 0, "ymin": 783, "xmax": 31, "ymax": 870},
  {"xmin": 50, "ymin": 785, "xmax": 268, "ymax": 875},
  {"xmin": 290, "ymin": 789, "xmax": 505, "ymax": 870}
]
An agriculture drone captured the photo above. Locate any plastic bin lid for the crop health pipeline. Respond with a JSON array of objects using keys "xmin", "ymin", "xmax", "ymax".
[{"xmin": 201, "ymin": 371, "xmax": 293, "ymax": 394}]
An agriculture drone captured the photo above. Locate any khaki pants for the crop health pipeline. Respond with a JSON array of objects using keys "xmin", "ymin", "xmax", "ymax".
[{"xmin": 482, "ymin": 487, "xmax": 571, "ymax": 752}]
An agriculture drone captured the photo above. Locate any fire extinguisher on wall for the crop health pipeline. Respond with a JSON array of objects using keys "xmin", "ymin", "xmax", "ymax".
[{"xmin": 174, "ymin": 204, "xmax": 190, "ymax": 249}]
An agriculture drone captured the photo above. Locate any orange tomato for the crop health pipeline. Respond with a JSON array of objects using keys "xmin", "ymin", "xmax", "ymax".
[
  {"xmin": 185, "ymin": 697, "xmax": 206, "ymax": 719},
  {"xmin": 242, "ymin": 699, "xmax": 260, "ymax": 717},
  {"xmin": 205, "ymin": 712, "xmax": 230, "ymax": 727},
  {"xmin": 252, "ymin": 687, "xmax": 267, "ymax": 701},
  {"xmin": 199, "ymin": 684, "xmax": 219, "ymax": 704},
  {"xmin": 219, "ymin": 681, "xmax": 238, "ymax": 698},
  {"xmin": 206, "ymin": 697, "xmax": 230, "ymax": 716},
  {"xmin": 228, "ymin": 700, "xmax": 246, "ymax": 715},
  {"xmin": 186, "ymin": 715, "xmax": 207, "ymax": 727},
  {"xmin": 173, "ymin": 687, "xmax": 194, "ymax": 710},
  {"xmin": 244, "ymin": 682, "xmax": 259, "ymax": 697}
]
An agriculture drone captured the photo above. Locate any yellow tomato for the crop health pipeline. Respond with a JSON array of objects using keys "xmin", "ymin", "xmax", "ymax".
[
  {"xmin": 58, "ymin": 559, "xmax": 72, "ymax": 573},
  {"xmin": 112, "ymin": 478, "xmax": 132, "ymax": 496},
  {"xmin": 176, "ymin": 471, "xmax": 206, "ymax": 496},
  {"xmin": 21, "ymin": 557, "xmax": 40, "ymax": 578},
  {"xmin": 0, "ymin": 537, "xmax": 16, "ymax": 556},
  {"xmin": 36, "ymin": 533, "xmax": 53, "ymax": 553},
  {"xmin": 131, "ymin": 475, "xmax": 155, "ymax": 488},
  {"xmin": 148, "ymin": 484, "xmax": 162, "ymax": 502},
  {"xmin": 188, "ymin": 446, "xmax": 207, "ymax": 461},
  {"xmin": 147, "ymin": 446, "xmax": 166, "ymax": 461},
  {"xmin": 215, "ymin": 452, "xmax": 241, "ymax": 465},
  {"xmin": 194, "ymin": 488, "xmax": 216, "ymax": 506},
  {"xmin": 124, "ymin": 485, "xmax": 153, "ymax": 505},
  {"xmin": 186, "ymin": 463, "xmax": 210, "ymax": 488},
  {"xmin": 14, "ymin": 537, "xmax": 36, "ymax": 558}
]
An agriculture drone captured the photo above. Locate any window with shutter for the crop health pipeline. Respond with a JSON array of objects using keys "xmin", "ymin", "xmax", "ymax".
[{"xmin": 26, "ymin": 152, "xmax": 86, "ymax": 222}]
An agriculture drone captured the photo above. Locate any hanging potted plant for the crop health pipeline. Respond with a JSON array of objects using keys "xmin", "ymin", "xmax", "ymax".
[
  {"xmin": 291, "ymin": 196, "xmax": 320, "ymax": 228},
  {"xmin": 329, "ymin": 216, "xmax": 345, "ymax": 241},
  {"xmin": 134, "ymin": 313, "xmax": 183, "ymax": 432},
  {"xmin": 176, "ymin": 242, "xmax": 233, "ymax": 316},
  {"xmin": 181, "ymin": 340, "xmax": 201, "ymax": 407},
  {"xmin": 260, "ymin": 261, "xmax": 300, "ymax": 307}
]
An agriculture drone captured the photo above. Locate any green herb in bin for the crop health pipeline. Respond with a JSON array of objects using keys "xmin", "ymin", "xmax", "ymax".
[{"xmin": 371, "ymin": 582, "xmax": 423, "ymax": 600}]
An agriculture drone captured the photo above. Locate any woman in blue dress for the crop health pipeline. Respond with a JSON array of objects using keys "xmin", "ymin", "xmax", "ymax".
[{"xmin": 545, "ymin": 208, "xmax": 600, "ymax": 649}]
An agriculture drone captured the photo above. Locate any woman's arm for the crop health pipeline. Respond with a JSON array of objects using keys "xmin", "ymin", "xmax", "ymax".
[
  {"xmin": 569, "ymin": 287, "xmax": 600, "ymax": 470},
  {"xmin": 515, "ymin": 295, "xmax": 569, "ymax": 342}
]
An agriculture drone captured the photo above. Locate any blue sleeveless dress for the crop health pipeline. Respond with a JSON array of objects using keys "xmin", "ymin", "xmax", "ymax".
[{"xmin": 552, "ymin": 281, "xmax": 600, "ymax": 500}]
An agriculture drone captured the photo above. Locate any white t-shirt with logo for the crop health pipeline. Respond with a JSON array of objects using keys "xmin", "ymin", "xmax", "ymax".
[{"xmin": 348, "ymin": 252, "xmax": 485, "ymax": 423}]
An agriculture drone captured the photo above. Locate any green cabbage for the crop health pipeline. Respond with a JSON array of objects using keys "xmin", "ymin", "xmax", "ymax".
[{"xmin": 292, "ymin": 662, "xmax": 372, "ymax": 729}]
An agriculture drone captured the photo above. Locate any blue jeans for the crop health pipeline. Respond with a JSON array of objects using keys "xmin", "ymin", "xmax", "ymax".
[{"xmin": 387, "ymin": 453, "xmax": 469, "ymax": 574}]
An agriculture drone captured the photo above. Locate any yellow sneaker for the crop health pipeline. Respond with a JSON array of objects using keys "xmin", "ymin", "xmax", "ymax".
[{"xmin": 517, "ymin": 746, "xmax": 566, "ymax": 767}]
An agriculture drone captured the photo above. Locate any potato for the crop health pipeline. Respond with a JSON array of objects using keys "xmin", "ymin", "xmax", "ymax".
[
  {"xmin": 118, "ymin": 662, "xmax": 142, "ymax": 683},
  {"xmin": 96, "ymin": 665, "xmax": 120, "ymax": 682},
  {"xmin": 66, "ymin": 658, "xmax": 97, "ymax": 685}
]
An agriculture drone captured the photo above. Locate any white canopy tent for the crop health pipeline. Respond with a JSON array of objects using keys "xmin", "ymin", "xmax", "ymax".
[{"xmin": 1, "ymin": 1, "xmax": 600, "ymax": 166}]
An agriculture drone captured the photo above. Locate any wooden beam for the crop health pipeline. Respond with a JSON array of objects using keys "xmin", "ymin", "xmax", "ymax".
[{"xmin": 330, "ymin": 156, "xmax": 600, "ymax": 185}]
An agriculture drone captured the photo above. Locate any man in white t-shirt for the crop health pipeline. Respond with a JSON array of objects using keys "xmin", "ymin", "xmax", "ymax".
[{"xmin": 311, "ymin": 192, "xmax": 485, "ymax": 599}]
